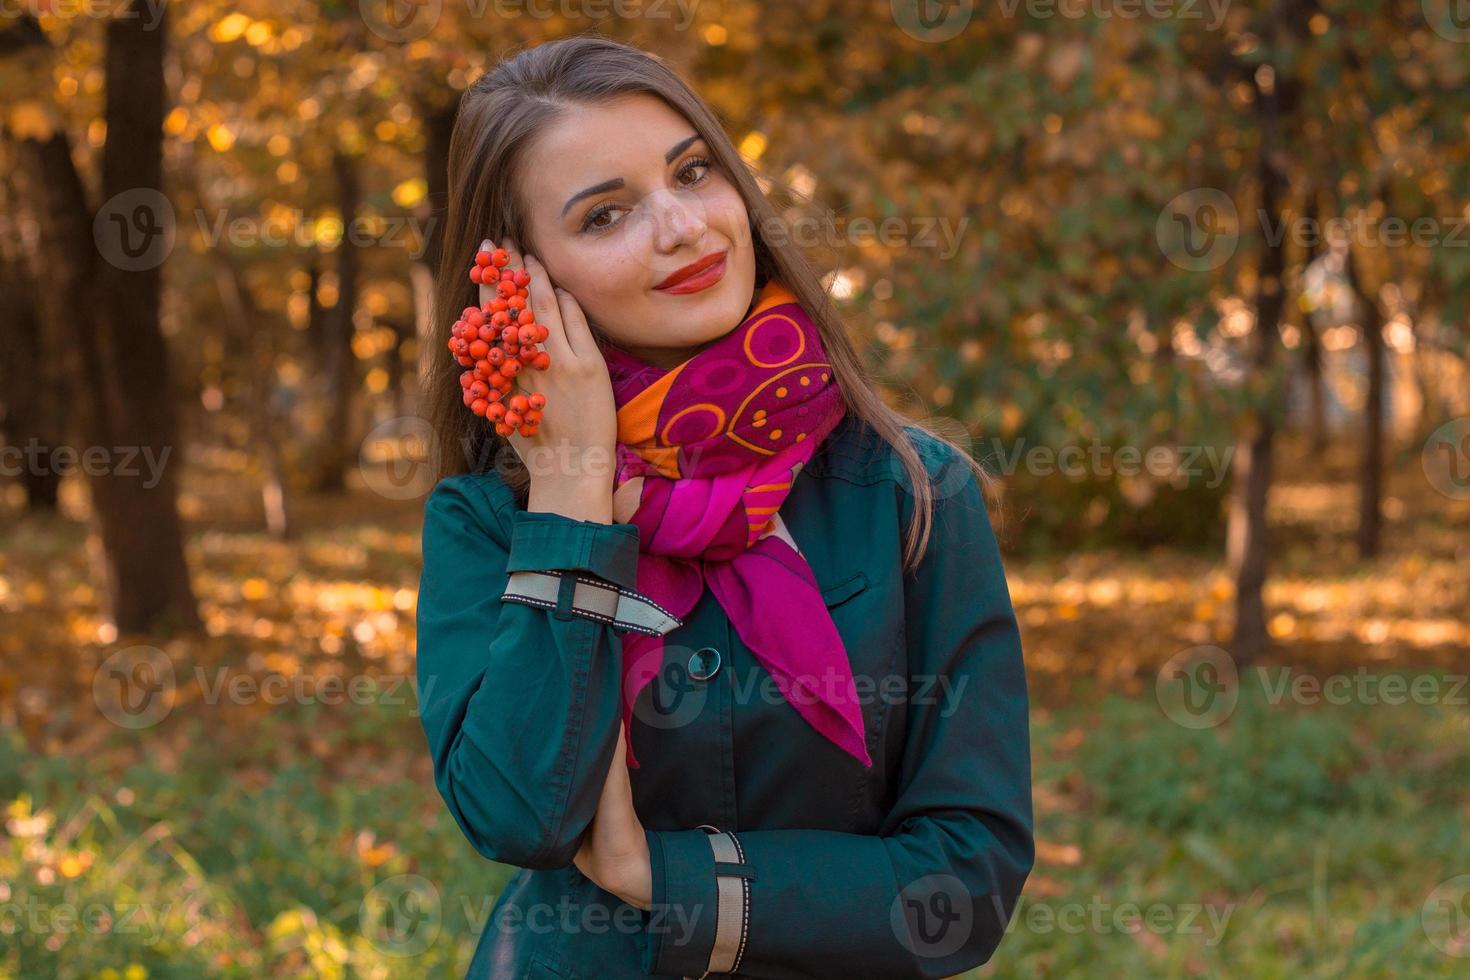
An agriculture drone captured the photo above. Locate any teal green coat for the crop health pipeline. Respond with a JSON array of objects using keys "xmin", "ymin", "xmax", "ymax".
[{"xmin": 415, "ymin": 414, "xmax": 1034, "ymax": 978}]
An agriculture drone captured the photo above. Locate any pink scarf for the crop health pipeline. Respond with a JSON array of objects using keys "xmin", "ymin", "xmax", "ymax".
[{"xmin": 600, "ymin": 280, "xmax": 873, "ymax": 771}]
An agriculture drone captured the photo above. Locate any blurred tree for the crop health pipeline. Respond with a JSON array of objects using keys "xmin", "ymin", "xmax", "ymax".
[
  {"xmin": 0, "ymin": 170, "xmax": 66, "ymax": 512},
  {"xmin": 3, "ymin": 5, "xmax": 201, "ymax": 634}
]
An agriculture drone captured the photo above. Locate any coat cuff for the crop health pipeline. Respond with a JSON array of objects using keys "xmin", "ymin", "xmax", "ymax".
[
  {"xmin": 504, "ymin": 509, "xmax": 641, "ymax": 592},
  {"xmin": 638, "ymin": 828, "xmax": 724, "ymax": 977}
]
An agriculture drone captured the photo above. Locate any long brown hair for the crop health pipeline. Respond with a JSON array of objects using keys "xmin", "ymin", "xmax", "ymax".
[{"xmin": 424, "ymin": 34, "xmax": 996, "ymax": 574}]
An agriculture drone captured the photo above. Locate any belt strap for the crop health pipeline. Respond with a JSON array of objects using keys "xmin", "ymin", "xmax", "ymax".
[{"xmin": 500, "ymin": 569, "xmax": 682, "ymax": 637}]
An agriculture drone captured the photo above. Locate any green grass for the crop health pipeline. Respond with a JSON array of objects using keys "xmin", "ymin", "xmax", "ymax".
[
  {"xmin": 2, "ymin": 672, "xmax": 1467, "ymax": 978},
  {"xmin": 990, "ymin": 669, "xmax": 1470, "ymax": 978},
  {"xmin": 0, "ymin": 699, "xmax": 504, "ymax": 979}
]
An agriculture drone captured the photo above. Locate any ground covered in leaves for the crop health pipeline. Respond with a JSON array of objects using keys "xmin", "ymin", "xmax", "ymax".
[{"xmin": 1, "ymin": 433, "xmax": 1466, "ymax": 978}]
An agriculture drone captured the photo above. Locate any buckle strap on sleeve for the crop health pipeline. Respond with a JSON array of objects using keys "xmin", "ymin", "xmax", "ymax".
[
  {"xmin": 686, "ymin": 823, "xmax": 751, "ymax": 978},
  {"xmin": 500, "ymin": 569, "xmax": 683, "ymax": 637}
]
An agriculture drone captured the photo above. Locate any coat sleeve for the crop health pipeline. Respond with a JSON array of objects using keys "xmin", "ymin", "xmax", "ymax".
[
  {"xmin": 415, "ymin": 474, "xmax": 636, "ymax": 870},
  {"xmin": 636, "ymin": 452, "xmax": 1035, "ymax": 979}
]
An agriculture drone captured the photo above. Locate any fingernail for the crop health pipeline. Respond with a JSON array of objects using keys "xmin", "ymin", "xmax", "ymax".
[{"xmin": 479, "ymin": 238, "xmax": 492, "ymax": 251}]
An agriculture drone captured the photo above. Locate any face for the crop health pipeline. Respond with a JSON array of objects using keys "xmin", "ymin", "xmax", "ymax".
[{"xmin": 517, "ymin": 92, "xmax": 758, "ymax": 371}]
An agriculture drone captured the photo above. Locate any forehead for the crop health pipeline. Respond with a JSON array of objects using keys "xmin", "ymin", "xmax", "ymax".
[{"xmin": 521, "ymin": 93, "xmax": 698, "ymax": 207}]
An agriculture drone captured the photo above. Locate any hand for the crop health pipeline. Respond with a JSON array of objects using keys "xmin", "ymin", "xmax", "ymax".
[
  {"xmin": 480, "ymin": 238, "xmax": 618, "ymax": 494},
  {"xmin": 573, "ymin": 719, "xmax": 652, "ymax": 911}
]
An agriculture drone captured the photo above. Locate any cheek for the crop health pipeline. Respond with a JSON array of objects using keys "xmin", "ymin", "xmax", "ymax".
[
  {"xmin": 705, "ymin": 182, "xmax": 751, "ymax": 239},
  {"xmin": 554, "ymin": 241, "xmax": 654, "ymax": 332},
  {"xmin": 554, "ymin": 238, "xmax": 641, "ymax": 299}
]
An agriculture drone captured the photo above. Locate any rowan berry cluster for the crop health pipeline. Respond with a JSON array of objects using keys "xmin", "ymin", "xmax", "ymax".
[{"xmin": 448, "ymin": 248, "xmax": 549, "ymax": 437}]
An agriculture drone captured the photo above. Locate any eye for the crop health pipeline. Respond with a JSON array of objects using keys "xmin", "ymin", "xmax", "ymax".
[
  {"xmin": 578, "ymin": 155, "xmax": 717, "ymax": 234},
  {"xmin": 677, "ymin": 155, "xmax": 714, "ymax": 187},
  {"xmin": 580, "ymin": 201, "xmax": 621, "ymax": 233}
]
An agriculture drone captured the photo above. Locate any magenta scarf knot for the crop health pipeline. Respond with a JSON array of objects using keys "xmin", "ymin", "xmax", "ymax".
[{"xmin": 599, "ymin": 280, "xmax": 873, "ymax": 771}]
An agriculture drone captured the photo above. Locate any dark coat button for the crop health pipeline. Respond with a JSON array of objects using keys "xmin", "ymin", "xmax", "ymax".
[{"xmin": 688, "ymin": 646, "xmax": 721, "ymax": 681}]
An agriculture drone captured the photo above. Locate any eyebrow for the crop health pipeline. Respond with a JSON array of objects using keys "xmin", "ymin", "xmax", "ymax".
[{"xmin": 560, "ymin": 134, "xmax": 704, "ymax": 219}]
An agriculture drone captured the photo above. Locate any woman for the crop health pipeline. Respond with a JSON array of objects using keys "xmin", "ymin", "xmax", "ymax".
[{"xmin": 415, "ymin": 35, "xmax": 1033, "ymax": 979}]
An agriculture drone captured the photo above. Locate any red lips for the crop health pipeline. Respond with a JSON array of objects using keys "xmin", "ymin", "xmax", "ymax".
[{"xmin": 655, "ymin": 250, "xmax": 728, "ymax": 290}]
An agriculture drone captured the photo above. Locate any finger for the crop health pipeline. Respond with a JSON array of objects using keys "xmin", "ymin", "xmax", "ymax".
[
  {"xmin": 502, "ymin": 236, "xmax": 525, "ymax": 271},
  {"xmin": 479, "ymin": 237, "xmax": 524, "ymax": 308},
  {"xmin": 477, "ymin": 238, "xmax": 494, "ymax": 308},
  {"xmin": 552, "ymin": 285, "xmax": 596, "ymax": 361},
  {"xmin": 521, "ymin": 253, "xmax": 573, "ymax": 363},
  {"xmin": 501, "ymin": 239, "xmax": 558, "ymax": 347}
]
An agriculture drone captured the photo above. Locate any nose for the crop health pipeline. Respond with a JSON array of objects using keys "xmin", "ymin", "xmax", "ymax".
[{"xmin": 648, "ymin": 188, "xmax": 706, "ymax": 254}]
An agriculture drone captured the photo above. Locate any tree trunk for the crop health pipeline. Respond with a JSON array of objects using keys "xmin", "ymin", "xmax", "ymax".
[
  {"xmin": 409, "ymin": 95, "xmax": 458, "ymax": 419},
  {"xmin": 312, "ymin": 149, "xmax": 362, "ymax": 493},
  {"xmin": 1229, "ymin": 3, "xmax": 1297, "ymax": 667},
  {"xmin": 1298, "ymin": 190, "xmax": 1328, "ymax": 458},
  {"xmin": 95, "ymin": 3, "xmax": 200, "ymax": 633},
  {"xmin": 0, "ymin": 240, "xmax": 65, "ymax": 511},
  {"xmin": 16, "ymin": 3, "xmax": 202, "ymax": 635},
  {"xmin": 1346, "ymin": 242, "xmax": 1384, "ymax": 559}
]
